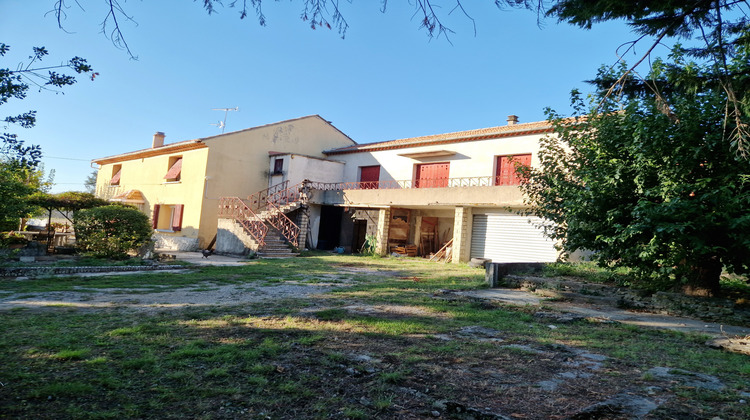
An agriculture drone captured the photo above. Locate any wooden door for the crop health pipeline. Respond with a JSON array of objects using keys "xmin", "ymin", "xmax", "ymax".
[
  {"xmin": 415, "ymin": 162, "xmax": 449, "ymax": 188},
  {"xmin": 359, "ymin": 165, "xmax": 380, "ymax": 189}
]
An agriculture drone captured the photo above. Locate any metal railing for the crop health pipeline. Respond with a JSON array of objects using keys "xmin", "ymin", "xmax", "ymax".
[
  {"xmin": 263, "ymin": 200, "xmax": 300, "ymax": 247},
  {"xmin": 305, "ymin": 175, "xmax": 517, "ymax": 191},
  {"xmin": 248, "ymin": 180, "xmax": 290, "ymax": 211},
  {"xmin": 218, "ymin": 197, "xmax": 268, "ymax": 246}
]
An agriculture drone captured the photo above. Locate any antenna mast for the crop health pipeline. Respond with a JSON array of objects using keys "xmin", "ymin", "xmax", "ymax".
[{"xmin": 210, "ymin": 107, "xmax": 239, "ymax": 133}]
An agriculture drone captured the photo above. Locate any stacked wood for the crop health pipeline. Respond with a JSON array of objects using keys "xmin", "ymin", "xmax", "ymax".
[
  {"xmin": 429, "ymin": 239, "xmax": 453, "ymax": 263},
  {"xmin": 391, "ymin": 244, "xmax": 419, "ymax": 257}
]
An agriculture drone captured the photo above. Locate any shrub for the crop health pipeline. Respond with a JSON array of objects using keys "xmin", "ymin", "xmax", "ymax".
[
  {"xmin": 74, "ymin": 205, "xmax": 152, "ymax": 259},
  {"xmin": 0, "ymin": 232, "xmax": 28, "ymax": 247}
]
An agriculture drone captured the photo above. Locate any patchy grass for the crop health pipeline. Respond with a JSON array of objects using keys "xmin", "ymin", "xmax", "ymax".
[{"xmin": 1, "ymin": 254, "xmax": 748, "ymax": 419}]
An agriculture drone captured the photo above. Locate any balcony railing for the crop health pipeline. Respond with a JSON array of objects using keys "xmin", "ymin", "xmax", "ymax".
[{"xmin": 306, "ymin": 175, "xmax": 519, "ymax": 191}]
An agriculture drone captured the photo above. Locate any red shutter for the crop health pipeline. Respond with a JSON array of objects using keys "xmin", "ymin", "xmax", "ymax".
[
  {"xmin": 359, "ymin": 165, "xmax": 380, "ymax": 189},
  {"xmin": 171, "ymin": 205, "xmax": 184, "ymax": 232},
  {"xmin": 164, "ymin": 158, "xmax": 183, "ymax": 180},
  {"xmin": 495, "ymin": 154, "xmax": 531, "ymax": 185},
  {"xmin": 415, "ymin": 163, "xmax": 449, "ymax": 188},
  {"xmin": 152, "ymin": 205, "xmax": 160, "ymax": 229},
  {"xmin": 110, "ymin": 168, "xmax": 122, "ymax": 185}
]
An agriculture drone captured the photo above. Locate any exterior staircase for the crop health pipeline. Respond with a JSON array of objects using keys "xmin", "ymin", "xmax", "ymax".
[
  {"xmin": 218, "ymin": 180, "xmax": 309, "ymax": 258},
  {"xmin": 256, "ymin": 227, "xmax": 299, "ymax": 258}
]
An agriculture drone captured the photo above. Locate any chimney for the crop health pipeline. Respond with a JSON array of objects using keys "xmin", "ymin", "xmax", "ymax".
[
  {"xmin": 152, "ymin": 132, "xmax": 165, "ymax": 148},
  {"xmin": 507, "ymin": 115, "xmax": 519, "ymax": 126}
]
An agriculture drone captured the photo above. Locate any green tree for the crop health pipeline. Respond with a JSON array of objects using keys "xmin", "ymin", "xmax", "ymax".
[
  {"xmin": 84, "ymin": 170, "xmax": 98, "ymax": 194},
  {"xmin": 520, "ymin": 47, "xmax": 750, "ymax": 296},
  {"xmin": 1, "ymin": 43, "xmax": 93, "ymax": 228},
  {"xmin": 1, "ymin": 43, "xmax": 94, "ymax": 167},
  {"xmin": 74, "ymin": 205, "xmax": 152, "ymax": 259}
]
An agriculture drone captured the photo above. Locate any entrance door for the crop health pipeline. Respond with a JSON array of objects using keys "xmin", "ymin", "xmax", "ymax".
[
  {"xmin": 317, "ymin": 206, "xmax": 343, "ymax": 250},
  {"xmin": 352, "ymin": 220, "xmax": 368, "ymax": 253},
  {"xmin": 415, "ymin": 162, "xmax": 449, "ymax": 188}
]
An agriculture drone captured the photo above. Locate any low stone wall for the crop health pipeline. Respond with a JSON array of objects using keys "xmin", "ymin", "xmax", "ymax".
[
  {"xmin": 495, "ymin": 271, "xmax": 750, "ymax": 326},
  {"xmin": 0, "ymin": 265, "xmax": 183, "ymax": 278},
  {"xmin": 153, "ymin": 234, "xmax": 199, "ymax": 252}
]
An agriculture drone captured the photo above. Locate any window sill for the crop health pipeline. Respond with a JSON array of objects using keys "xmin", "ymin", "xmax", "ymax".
[
  {"xmin": 163, "ymin": 181, "xmax": 182, "ymax": 185},
  {"xmin": 155, "ymin": 229, "xmax": 175, "ymax": 233}
]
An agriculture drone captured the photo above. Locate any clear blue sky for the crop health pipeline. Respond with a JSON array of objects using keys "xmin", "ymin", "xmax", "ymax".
[{"xmin": 1, "ymin": 1, "xmax": 671, "ymax": 193}]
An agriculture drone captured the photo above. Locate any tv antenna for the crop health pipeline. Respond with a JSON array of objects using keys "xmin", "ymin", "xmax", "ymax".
[{"xmin": 210, "ymin": 107, "xmax": 238, "ymax": 133}]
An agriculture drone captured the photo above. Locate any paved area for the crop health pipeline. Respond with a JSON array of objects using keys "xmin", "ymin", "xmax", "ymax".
[
  {"xmin": 157, "ymin": 250, "xmax": 254, "ymax": 266},
  {"xmin": 458, "ymin": 289, "xmax": 750, "ymax": 339}
]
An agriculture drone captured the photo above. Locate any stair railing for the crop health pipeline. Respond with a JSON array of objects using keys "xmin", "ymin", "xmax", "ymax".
[
  {"xmin": 263, "ymin": 200, "xmax": 300, "ymax": 247},
  {"xmin": 248, "ymin": 180, "xmax": 290, "ymax": 211},
  {"xmin": 266, "ymin": 181, "xmax": 304, "ymax": 208},
  {"xmin": 218, "ymin": 197, "xmax": 268, "ymax": 246}
]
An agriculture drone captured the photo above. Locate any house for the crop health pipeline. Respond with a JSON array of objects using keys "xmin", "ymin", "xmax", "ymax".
[
  {"xmin": 218, "ymin": 115, "xmax": 563, "ymax": 263},
  {"xmin": 91, "ymin": 115, "xmax": 356, "ymax": 251}
]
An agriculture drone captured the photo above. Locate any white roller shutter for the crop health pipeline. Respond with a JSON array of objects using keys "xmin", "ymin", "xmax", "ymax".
[{"xmin": 471, "ymin": 211, "xmax": 558, "ymax": 263}]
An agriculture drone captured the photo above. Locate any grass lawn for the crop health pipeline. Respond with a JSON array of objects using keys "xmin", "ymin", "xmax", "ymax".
[{"xmin": 1, "ymin": 253, "xmax": 748, "ymax": 419}]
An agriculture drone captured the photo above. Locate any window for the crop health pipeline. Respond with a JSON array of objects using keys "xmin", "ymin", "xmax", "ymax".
[
  {"xmin": 415, "ymin": 162, "xmax": 449, "ymax": 188},
  {"xmin": 152, "ymin": 204, "xmax": 184, "ymax": 232},
  {"xmin": 359, "ymin": 165, "xmax": 380, "ymax": 189},
  {"xmin": 164, "ymin": 156, "xmax": 182, "ymax": 182},
  {"xmin": 495, "ymin": 154, "xmax": 531, "ymax": 185},
  {"xmin": 273, "ymin": 158, "xmax": 284, "ymax": 175},
  {"xmin": 110, "ymin": 165, "xmax": 122, "ymax": 186}
]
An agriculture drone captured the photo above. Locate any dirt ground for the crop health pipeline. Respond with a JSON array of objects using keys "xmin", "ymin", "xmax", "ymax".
[{"xmin": 2, "ymin": 254, "xmax": 749, "ymax": 419}]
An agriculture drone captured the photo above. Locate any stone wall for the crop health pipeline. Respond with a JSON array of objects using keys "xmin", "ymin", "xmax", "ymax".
[
  {"xmin": 0, "ymin": 265, "xmax": 181, "ymax": 278},
  {"xmin": 153, "ymin": 234, "xmax": 200, "ymax": 252},
  {"xmin": 497, "ymin": 273, "xmax": 750, "ymax": 326}
]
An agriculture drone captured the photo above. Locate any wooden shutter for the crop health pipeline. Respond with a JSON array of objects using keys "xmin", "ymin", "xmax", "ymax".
[
  {"xmin": 152, "ymin": 205, "xmax": 161, "ymax": 229},
  {"xmin": 359, "ymin": 165, "xmax": 380, "ymax": 189},
  {"xmin": 171, "ymin": 205, "xmax": 184, "ymax": 232},
  {"xmin": 110, "ymin": 168, "xmax": 122, "ymax": 185},
  {"xmin": 495, "ymin": 154, "xmax": 531, "ymax": 185},
  {"xmin": 164, "ymin": 158, "xmax": 183, "ymax": 181},
  {"xmin": 415, "ymin": 162, "xmax": 449, "ymax": 188}
]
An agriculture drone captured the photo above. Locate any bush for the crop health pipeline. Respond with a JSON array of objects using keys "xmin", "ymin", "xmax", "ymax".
[
  {"xmin": 0, "ymin": 232, "xmax": 28, "ymax": 248},
  {"xmin": 74, "ymin": 205, "xmax": 152, "ymax": 259}
]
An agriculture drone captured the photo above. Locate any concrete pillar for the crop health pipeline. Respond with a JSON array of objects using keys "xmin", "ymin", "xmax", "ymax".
[
  {"xmin": 375, "ymin": 207, "xmax": 391, "ymax": 256},
  {"xmin": 297, "ymin": 206, "xmax": 309, "ymax": 250},
  {"xmin": 413, "ymin": 213, "xmax": 423, "ymax": 253},
  {"xmin": 452, "ymin": 206, "xmax": 472, "ymax": 263}
]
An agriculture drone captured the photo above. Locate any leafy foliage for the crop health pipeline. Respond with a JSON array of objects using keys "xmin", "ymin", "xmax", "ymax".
[
  {"xmin": 520, "ymin": 47, "xmax": 750, "ymax": 295},
  {"xmin": 27, "ymin": 191, "xmax": 109, "ymax": 213},
  {"xmin": 1, "ymin": 43, "xmax": 93, "ymax": 168},
  {"xmin": 74, "ymin": 205, "xmax": 152, "ymax": 259}
]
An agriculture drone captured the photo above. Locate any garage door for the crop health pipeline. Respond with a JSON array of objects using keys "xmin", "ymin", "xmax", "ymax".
[{"xmin": 471, "ymin": 212, "xmax": 558, "ymax": 263}]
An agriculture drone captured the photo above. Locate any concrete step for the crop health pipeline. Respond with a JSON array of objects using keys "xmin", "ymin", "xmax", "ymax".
[{"xmin": 257, "ymin": 254, "xmax": 300, "ymax": 259}]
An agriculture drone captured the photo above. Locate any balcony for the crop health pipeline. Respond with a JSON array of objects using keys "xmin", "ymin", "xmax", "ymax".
[{"xmin": 305, "ymin": 176, "xmax": 525, "ymax": 209}]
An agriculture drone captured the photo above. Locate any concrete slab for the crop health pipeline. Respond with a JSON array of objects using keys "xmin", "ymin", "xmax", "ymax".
[{"xmin": 157, "ymin": 250, "xmax": 253, "ymax": 267}]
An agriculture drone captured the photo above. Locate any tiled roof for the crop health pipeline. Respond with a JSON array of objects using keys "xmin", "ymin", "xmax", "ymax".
[
  {"xmin": 91, "ymin": 140, "xmax": 207, "ymax": 165},
  {"xmin": 92, "ymin": 115, "xmax": 356, "ymax": 165},
  {"xmin": 324, "ymin": 120, "xmax": 551, "ymax": 155}
]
